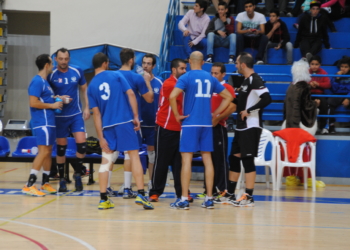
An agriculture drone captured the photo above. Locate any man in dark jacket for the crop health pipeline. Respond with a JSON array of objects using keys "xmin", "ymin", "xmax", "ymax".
[
  {"xmin": 265, "ymin": 9, "xmax": 293, "ymax": 64},
  {"xmin": 294, "ymin": 1, "xmax": 330, "ymax": 61},
  {"xmin": 205, "ymin": 1, "xmax": 236, "ymax": 64}
]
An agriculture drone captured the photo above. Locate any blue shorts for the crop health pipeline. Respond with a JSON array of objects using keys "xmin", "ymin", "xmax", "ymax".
[
  {"xmin": 34, "ymin": 126, "xmax": 56, "ymax": 146},
  {"xmin": 55, "ymin": 114, "xmax": 85, "ymax": 138},
  {"xmin": 180, "ymin": 127, "xmax": 213, "ymax": 152},
  {"xmin": 103, "ymin": 122, "xmax": 139, "ymax": 152},
  {"xmin": 141, "ymin": 127, "xmax": 155, "ymax": 146}
]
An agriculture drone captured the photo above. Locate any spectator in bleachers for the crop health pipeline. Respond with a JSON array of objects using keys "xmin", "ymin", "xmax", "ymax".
[
  {"xmin": 236, "ymin": 0, "xmax": 268, "ymax": 64},
  {"xmin": 178, "ymin": 0, "xmax": 210, "ymax": 60},
  {"xmin": 294, "ymin": 1, "xmax": 330, "ymax": 62},
  {"xmin": 287, "ymin": 0, "xmax": 307, "ymax": 17},
  {"xmin": 265, "ymin": 0, "xmax": 289, "ymax": 16},
  {"xmin": 326, "ymin": 57, "xmax": 350, "ymax": 133},
  {"xmin": 205, "ymin": 1, "xmax": 236, "ymax": 64},
  {"xmin": 212, "ymin": 0, "xmax": 230, "ymax": 10},
  {"xmin": 321, "ymin": 0, "xmax": 350, "ymax": 20},
  {"xmin": 308, "ymin": 55, "xmax": 331, "ymax": 134},
  {"xmin": 264, "ymin": 9, "xmax": 293, "ymax": 64}
]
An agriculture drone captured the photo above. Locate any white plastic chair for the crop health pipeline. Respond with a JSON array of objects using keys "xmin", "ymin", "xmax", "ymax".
[
  {"xmin": 236, "ymin": 128, "xmax": 277, "ymax": 190},
  {"xmin": 275, "ymin": 136, "xmax": 316, "ymax": 191}
]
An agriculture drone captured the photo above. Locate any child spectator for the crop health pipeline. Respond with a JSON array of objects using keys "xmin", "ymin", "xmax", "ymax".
[
  {"xmin": 265, "ymin": 9, "xmax": 293, "ymax": 64},
  {"xmin": 308, "ymin": 55, "xmax": 331, "ymax": 134},
  {"xmin": 327, "ymin": 57, "xmax": 350, "ymax": 133}
]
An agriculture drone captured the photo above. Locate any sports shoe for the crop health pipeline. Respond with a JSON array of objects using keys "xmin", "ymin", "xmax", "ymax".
[
  {"xmin": 201, "ymin": 199, "xmax": 214, "ymax": 209},
  {"xmin": 106, "ymin": 187, "xmax": 118, "ymax": 197},
  {"xmin": 293, "ymin": 23, "xmax": 299, "ymax": 29},
  {"xmin": 226, "ymin": 195, "xmax": 237, "ymax": 205},
  {"xmin": 228, "ymin": 58, "xmax": 234, "ymax": 64},
  {"xmin": 256, "ymin": 60, "xmax": 264, "ymax": 65},
  {"xmin": 286, "ymin": 12, "xmax": 293, "ymax": 17},
  {"xmin": 49, "ymin": 174, "xmax": 60, "ymax": 180},
  {"xmin": 205, "ymin": 57, "xmax": 213, "ymax": 63},
  {"xmin": 171, "ymin": 199, "xmax": 190, "ymax": 210},
  {"xmin": 58, "ymin": 179, "xmax": 68, "ymax": 192},
  {"xmin": 149, "ymin": 194, "xmax": 159, "ymax": 202},
  {"xmin": 118, "ymin": 183, "xmax": 125, "ymax": 195},
  {"xmin": 41, "ymin": 183, "xmax": 57, "ymax": 194},
  {"xmin": 23, "ymin": 185, "xmax": 45, "ymax": 197},
  {"xmin": 188, "ymin": 192, "xmax": 194, "ymax": 203},
  {"xmin": 213, "ymin": 191, "xmax": 230, "ymax": 204},
  {"xmin": 196, "ymin": 193, "xmax": 206, "ymax": 199},
  {"xmin": 98, "ymin": 199, "xmax": 115, "ymax": 210},
  {"xmin": 123, "ymin": 188, "xmax": 137, "ymax": 199},
  {"xmin": 329, "ymin": 125, "xmax": 336, "ymax": 134},
  {"xmin": 321, "ymin": 128, "xmax": 329, "ymax": 134},
  {"xmin": 74, "ymin": 175, "xmax": 83, "ymax": 192},
  {"xmin": 233, "ymin": 193, "xmax": 255, "ymax": 207},
  {"xmin": 306, "ymin": 53, "xmax": 313, "ymax": 62},
  {"xmin": 135, "ymin": 194, "xmax": 154, "ymax": 210}
]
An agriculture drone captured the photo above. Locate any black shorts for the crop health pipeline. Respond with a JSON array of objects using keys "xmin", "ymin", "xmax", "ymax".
[{"xmin": 230, "ymin": 127, "xmax": 262, "ymax": 158}]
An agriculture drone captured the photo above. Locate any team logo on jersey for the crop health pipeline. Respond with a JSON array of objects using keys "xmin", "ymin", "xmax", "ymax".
[
  {"xmin": 58, "ymin": 78, "xmax": 62, "ymax": 83},
  {"xmin": 71, "ymin": 77, "xmax": 77, "ymax": 82},
  {"xmin": 241, "ymin": 85, "xmax": 248, "ymax": 92},
  {"xmin": 154, "ymin": 87, "xmax": 159, "ymax": 94}
]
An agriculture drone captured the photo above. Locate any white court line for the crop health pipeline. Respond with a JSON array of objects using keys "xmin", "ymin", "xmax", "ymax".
[{"xmin": 0, "ymin": 218, "xmax": 96, "ymax": 250}]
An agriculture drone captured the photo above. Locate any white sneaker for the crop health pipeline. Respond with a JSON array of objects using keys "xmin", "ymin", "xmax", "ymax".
[
  {"xmin": 117, "ymin": 183, "xmax": 125, "ymax": 195},
  {"xmin": 256, "ymin": 60, "xmax": 264, "ymax": 65},
  {"xmin": 321, "ymin": 128, "xmax": 329, "ymax": 134},
  {"xmin": 233, "ymin": 193, "xmax": 255, "ymax": 207},
  {"xmin": 228, "ymin": 58, "xmax": 234, "ymax": 64},
  {"xmin": 205, "ymin": 57, "xmax": 213, "ymax": 63}
]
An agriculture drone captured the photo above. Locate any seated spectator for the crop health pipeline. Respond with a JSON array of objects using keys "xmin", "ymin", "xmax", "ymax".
[
  {"xmin": 178, "ymin": 0, "xmax": 210, "ymax": 60},
  {"xmin": 265, "ymin": 0, "xmax": 289, "ymax": 16},
  {"xmin": 265, "ymin": 9, "xmax": 293, "ymax": 64},
  {"xmin": 236, "ymin": 0, "xmax": 268, "ymax": 64},
  {"xmin": 212, "ymin": 0, "xmax": 230, "ymax": 10},
  {"xmin": 205, "ymin": 1, "xmax": 236, "ymax": 64},
  {"xmin": 308, "ymin": 55, "xmax": 331, "ymax": 134},
  {"xmin": 294, "ymin": 1, "xmax": 330, "ymax": 62},
  {"xmin": 327, "ymin": 57, "xmax": 350, "ymax": 133}
]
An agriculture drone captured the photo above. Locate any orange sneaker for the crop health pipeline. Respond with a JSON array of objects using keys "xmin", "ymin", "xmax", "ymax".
[
  {"xmin": 26, "ymin": 185, "xmax": 46, "ymax": 197},
  {"xmin": 188, "ymin": 192, "xmax": 194, "ymax": 203},
  {"xmin": 149, "ymin": 194, "xmax": 159, "ymax": 202},
  {"xmin": 22, "ymin": 185, "xmax": 30, "ymax": 195},
  {"xmin": 41, "ymin": 183, "xmax": 57, "ymax": 194}
]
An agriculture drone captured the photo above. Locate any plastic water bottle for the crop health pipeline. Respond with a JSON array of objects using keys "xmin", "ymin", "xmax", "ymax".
[
  {"xmin": 135, "ymin": 64, "xmax": 144, "ymax": 75},
  {"xmin": 21, "ymin": 147, "xmax": 38, "ymax": 155},
  {"xmin": 55, "ymin": 97, "xmax": 62, "ymax": 114}
]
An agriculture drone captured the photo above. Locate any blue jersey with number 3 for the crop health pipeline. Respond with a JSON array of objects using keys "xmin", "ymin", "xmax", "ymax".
[
  {"xmin": 88, "ymin": 71, "xmax": 133, "ymax": 129},
  {"xmin": 175, "ymin": 70, "xmax": 225, "ymax": 127}
]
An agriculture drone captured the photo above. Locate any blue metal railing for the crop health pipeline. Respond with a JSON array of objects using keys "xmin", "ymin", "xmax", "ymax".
[{"xmin": 158, "ymin": 0, "xmax": 180, "ymax": 75}]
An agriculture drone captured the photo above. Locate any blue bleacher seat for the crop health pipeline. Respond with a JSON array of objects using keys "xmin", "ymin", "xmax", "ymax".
[{"xmin": 0, "ymin": 136, "xmax": 10, "ymax": 157}]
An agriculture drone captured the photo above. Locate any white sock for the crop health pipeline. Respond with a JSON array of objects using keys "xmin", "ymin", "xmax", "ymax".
[
  {"xmin": 124, "ymin": 171, "xmax": 132, "ymax": 189},
  {"xmin": 205, "ymin": 196, "xmax": 213, "ymax": 201},
  {"xmin": 108, "ymin": 171, "xmax": 112, "ymax": 188},
  {"xmin": 43, "ymin": 171, "xmax": 50, "ymax": 176},
  {"xmin": 181, "ymin": 196, "xmax": 188, "ymax": 202},
  {"xmin": 30, "ymin": 169, "xmax": 39, "ymax": 176}
]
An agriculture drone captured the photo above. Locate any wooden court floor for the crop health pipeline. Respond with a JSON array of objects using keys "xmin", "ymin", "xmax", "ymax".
[{"xmin": 0, "ymin": 162, "xmax": 349, "ymax": 250}]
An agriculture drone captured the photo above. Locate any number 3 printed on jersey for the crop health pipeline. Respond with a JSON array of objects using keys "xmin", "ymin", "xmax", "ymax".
[
  {"xmin": 99, "ymin": 82, "xmax": 110, "ymax": 100},
  {"xmin": 195, "ymin": 79, "xmax": 211, "ymax": 98}
]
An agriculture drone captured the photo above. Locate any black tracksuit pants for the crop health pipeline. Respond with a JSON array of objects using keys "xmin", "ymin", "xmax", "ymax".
[
  {"xmin": 204, "ymin": 124, "xmax": 229, "ymax": 193},
  {"xmin": 149, "ymin": 126, "xmax": 182, "ymax": 198}
]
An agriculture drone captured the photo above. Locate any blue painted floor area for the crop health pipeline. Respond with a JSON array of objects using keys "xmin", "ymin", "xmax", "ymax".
[{"xmin": 1, "ymin": 188, "xmax": 350, "ymax": 205}]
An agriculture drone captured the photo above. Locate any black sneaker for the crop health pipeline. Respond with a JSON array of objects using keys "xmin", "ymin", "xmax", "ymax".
[
  {"xmin": 329, "ymin": 125, "xmax": 336, "ymax": 134},
  {"xmin": 58, "ymin": 178, "xmax": 68, "ymax": 192},
  {"xmin": 74, "ymin": 175, "xmax": 83, "ymax": 192}
]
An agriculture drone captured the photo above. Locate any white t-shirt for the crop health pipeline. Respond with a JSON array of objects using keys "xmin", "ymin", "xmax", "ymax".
[{"xmin": 236, "ymin": 11, "xmax": 266, "ymax": 37}]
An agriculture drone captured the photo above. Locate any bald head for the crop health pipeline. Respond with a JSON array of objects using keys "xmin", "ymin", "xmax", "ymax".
[{"xmin": 189, "ymin": 51, "xmax": 204, "ymax": 69}]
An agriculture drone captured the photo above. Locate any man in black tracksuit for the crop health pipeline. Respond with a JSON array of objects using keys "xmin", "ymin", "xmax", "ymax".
[{"xmin": 294, "ymin": 1, "xmax": 330, "ymax": 60}]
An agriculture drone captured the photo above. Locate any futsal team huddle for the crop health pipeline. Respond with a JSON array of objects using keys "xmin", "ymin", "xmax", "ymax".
[{"xmin": 26, "ymin": 47, "xmax": 271, "ymax": 210}]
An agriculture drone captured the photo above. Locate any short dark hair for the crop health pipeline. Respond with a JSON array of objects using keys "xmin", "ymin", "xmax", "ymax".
[
  {"xmin": 238, "ymin": 52, "xmax": 254, "ymax": 69},
  {"xmin": 35, "ymin": 54, "xmax": 51, "ymax": 71},
  {"xmin": 92, "ymin": 52, "xmax": 109, "ymax": 69},
  {"xmin": 212, "ymin": 62, "xmax": 226, "ymax": 73},
  {"xmin": 270, "ymin": 9, "xmax": 280, "ymax": 16},
  {"xmin": 244, "ymin": 0, "xmax": 256, "ymax": 6},
  {"xmin": 309, "ymin": 55, "xmax": 322, "ymax": 64},
  {"xmin": 143, "ymin": 53, "xmax": 157, "ymax": 66},
  {"xmin": 120, "ymin": 48, "xmax": 134, "ymax": 65},
  {"xmin": 55, "ymin": 47, "xmax": 70, "ymax": 57},
  {"xmin": 338, "ymin": 57, "xmax": 350, "ymax": 68},
  {"xmin": 196, "ymin": 0, "xmax": 208, "ymax": 13},
  {"xmin": 171, "ymin": 58, "xmax": 186, "ymax": 69},
  {"xmin": 218, "ymin": 1, "xmax": 228, "ymax": 9}
]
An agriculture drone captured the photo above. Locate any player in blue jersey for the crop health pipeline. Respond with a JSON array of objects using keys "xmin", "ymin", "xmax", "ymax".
[
  {"xmin": 116, "ymin": 48, "xmax": 154, "ymax": 198},
  {"xmin": 22, "ymin": 54, "xmax": 64, "ymax": 197},
  {"xmin": 48, "ymin": 48, "xmax": 90, "ymax": 192},
  {"xmin": 169, "ymin": 51, "xmax": 233, "ymax": 210},
  {"xmin": 140, "ymin": 53, "xmax": 163, "ymax": 191},
  {"xmin": 88, "ymin": 52, "xmax": 154, "ymax": 210}
]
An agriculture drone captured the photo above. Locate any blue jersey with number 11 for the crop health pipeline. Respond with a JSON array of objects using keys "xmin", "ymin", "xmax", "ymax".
[{"xmin": 176, "ymin": 70, "xmax": 225, "ymax": 127}]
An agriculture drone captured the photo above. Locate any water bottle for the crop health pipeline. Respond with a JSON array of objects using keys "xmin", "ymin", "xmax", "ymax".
[
  {"xmin": 21, "ymin": 147, "xmax": 38, "ymax": 155},
  {"xmin": 135, "ymin": 64, "xmax": 144, "ymax": 75},
  {"xmin": 55, "ymin": 97, "xmax": 62, "ymax": 114}
]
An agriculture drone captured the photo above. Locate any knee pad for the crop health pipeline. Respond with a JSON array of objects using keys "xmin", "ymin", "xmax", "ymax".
[
  {"xmin": 76, "ymin": 142, "xmax": 87, "ymax": 155},
  {"xmin": 241, "ymin": 157, "xmax": 255, "ymax": 173},
  {"xmin": 99, "ymin": 152, "xmax": 113, "ymax": 173},
  {"xmin": 229, "ymin": 155, "xmax": 241, "ymax": 173},
  {"xmin": 57, "ymin": 145, "xmax": 67, "ymax": 157},
  {"xmin": 147, "ymin": 150, "xmax": 155, "ymax": 164},
  {"xmin": 112, "ymin": 151, "xmax": 119, "ymax": 163},
  {"xmin": 124, "ymin": 151, "xmax": 130, "ymax": 160}
]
